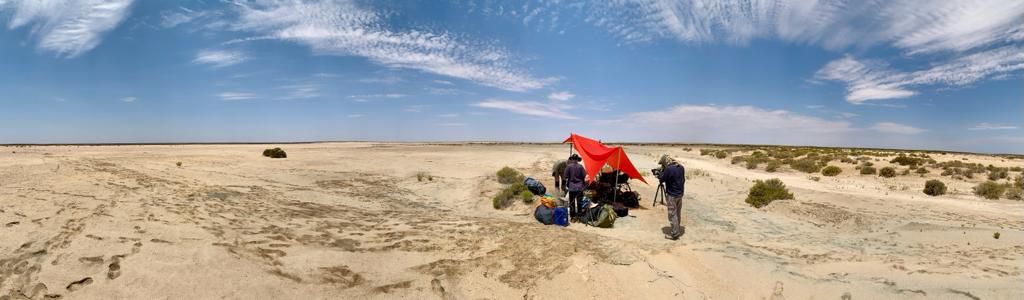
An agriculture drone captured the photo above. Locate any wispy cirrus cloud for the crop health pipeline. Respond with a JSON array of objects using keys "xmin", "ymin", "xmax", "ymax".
[
  {"xmin": 278, "ymin": 83, "xmax": 320, "ymax": 99},
  {"xmin": 229, "ymin": 0, "xmax": 555, "ymax": 92},
  {"xmin": 815, "ymin": 47, "xmax": 1024, "ymax": 103},
  {"xmin": 2, "ymin": 0, "xmax": 135, "ymax": 58},
  {"xmin": 473, "ymin": 98, "xmax": 577, "ymax": 119},
  {"xmin": 968, "ymin": 123, "xmax": 1019, "ymax": 131},
  {"xmin": 871, "ymin": 122, "xmax": 925, "ymax": 135},
  {"xmin": 218, "ymin": 92, "xmax": 257, "ymax": 101},
  {"xmin": 193, "ymin": 49, "xmax": 248, "ymax": 68},
  {"xmin": 120, "ymin": 96, "xmax": 136, "ymax": 103}
]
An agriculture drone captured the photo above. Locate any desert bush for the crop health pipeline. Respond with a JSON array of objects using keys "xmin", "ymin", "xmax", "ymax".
[
  {"xmin": 915, "ymin": 167, "xmax": 929, "ymax": 174},
  {"xmin": 923, "ymin": 180, "xmax": 947, "ymax": 196},
  {"xmin": 496, "ymin": 167, "xmax": 524, "ymax": 184},
  {"xmin": 973, "ymin": 181, "xmax": 1005, "ymax": 200},
  {"xmin": 262, "ymin": 147, "xmax": 287, "ymax": 158},
  {"xmin": 879, "ymin": 167, "xmax": 897, "ymax": 178},
  {"xmin": 176, "ymin": 161, "xmax": 182, "ymax": 167},
  {"xmin": 862, "ymin": 161, "xmax": 874, "ymax": 167},
  {"xmin": 1010, "ymin": 166, "xmax": 1023, "ymax": 172},
  {"xmin": 790, "ymin": 158, "xmax": 821, "ymax": 173},
  {"xmin": 746, "ymin": 160, "xmax": 760, "ymax": 169},
  {"xmin": 821, "ymin": 166, "xmax": 842, "ymax": 176},
  {"xmin": 988, "ymin": 168, "xmax": 1009, "ymax": 181},
  {"xmin": 765, "ymin": 161, "xmax": 782, "ymax": 172},
  {"xmin": 1015, "ymin": 175, "xmax": 1023, "ymax": 188},
  {"xmin": 493, "ymin": 182, "xmax": 528, "ymax": 209},
  {"xmin": 860, "ymin": 166, "xmax": 877, "ymax": 175},
  {"xmin": 699, "ymin": 149, "xmax": 714, "ymax": 156},
  {"xmin": 520, "ymin": 190, "xmax": 535, "ymax": 203},
  {"xmin": 731, "ymin": 156, "xmax": 745, "ymax": 165},
  {"xmin": 745, "ymin": 178, "xmax": 794, "ymax": 208},
  {"xmin": 1005, "ymin": 186, "xmax": 1023, "ymax": 200},
  {"xmin": 714, "ymin": 151, "xmax": 729, "ymax": 159},
  {"xmin": 840, "ymin": 156, "xmax": 855, "ymax": 164},
  {"xmin": 994, "ymin": 232, "xmax": 1001, "ymax": 239},
  {"xmin": 416, "ymin": 171, "xmax": 433, "ymax": 182},
  {"xmin": 890, "ymin": 155, "xmax": 924, "ymax": 167}
]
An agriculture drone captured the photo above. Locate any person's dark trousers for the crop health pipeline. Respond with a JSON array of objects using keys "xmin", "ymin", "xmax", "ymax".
[{"xmin": 567, "ymin": 191, "xmax": 583, "ymax": 218}]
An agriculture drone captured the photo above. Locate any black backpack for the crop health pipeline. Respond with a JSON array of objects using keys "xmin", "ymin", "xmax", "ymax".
[
  {"xmin": 524, "ymin": 177, "xmax": 547, "ymax": 195},
  {"xmin": 617, "ymin": 191, "xmax": 640, "ymax": 208}
]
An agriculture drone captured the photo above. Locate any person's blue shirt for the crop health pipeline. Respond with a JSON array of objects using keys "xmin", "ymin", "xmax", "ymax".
[{"xmin": 658, "ymin": 163, "xmax": 685, "ymax": 197}]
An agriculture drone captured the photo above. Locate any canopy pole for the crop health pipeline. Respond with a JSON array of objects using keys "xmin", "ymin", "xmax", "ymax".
[{"xmin": 612, "ymin": 148, "xmax": 620, "ymax": 204}]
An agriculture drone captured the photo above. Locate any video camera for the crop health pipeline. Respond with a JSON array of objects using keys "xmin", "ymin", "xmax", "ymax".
[{"xmin": 651, "ymin": 168, "xmax": 663, "ymax": 177}]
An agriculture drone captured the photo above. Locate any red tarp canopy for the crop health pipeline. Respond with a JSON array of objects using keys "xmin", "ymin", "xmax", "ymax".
[{"xmin": 562, "ymin": 133, "xmax": 648, "ymax": 184}]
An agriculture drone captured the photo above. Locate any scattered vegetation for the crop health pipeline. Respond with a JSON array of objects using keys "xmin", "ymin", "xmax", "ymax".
[
  {"xmin": 493, "ymin": 182, "xmax": 528, "ymax": 209},
  {"xmin": 879, "ymin": 167, "xmax": 897, "ymax": 178},
  {"xmin": 860, "ymin": 166, "xmax": 877, "ymax": 175},
  {"xmin": 821, "ymin": 166, "xmax": 842, "ymax": 176},
  {"xmin": 973, "ymin": 181, "xmax": 1006, "ymax": 200},
  {"xmin": 765, "ymin": 160, "xmax": 781, "ymax": 172},
  {"xmin": 790, "ymin": 158, "xmax": 821, "ymax": 173},
  {"xmin": 923, "ymin": 180, "xmax": 947, "ymax": 196},
  {"xmin": 745, "ymin": 178, "xmax": 795, "ymax": 208},
  {"xmin": 262, "ymin": 147, "xmax": 287, "ymax": 158},
  {"xmin": 496, "ymin": 167, "xmax": 524, "ymax": 184},
  {"xmin": 685, "ymin": 168, "xmax": 710, "ymax": 180}
]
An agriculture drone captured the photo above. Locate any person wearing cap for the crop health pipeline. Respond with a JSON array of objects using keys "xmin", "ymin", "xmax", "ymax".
[
  {"xmin": 563, "ymin": 154, "xmax": 587, "ymax": 221},
  {"xmin": 657, "ymin": 155, "xmax": 686, "ymax": 240}
]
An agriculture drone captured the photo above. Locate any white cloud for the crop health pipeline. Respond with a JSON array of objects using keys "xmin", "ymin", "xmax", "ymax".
[
  {"xmin": 583, "ymin": 1, "xmax": 1024, "ymax": 55},
  {"xmin": 403, "ymin": 105, "xmax": 429, "ymax": 113},
  {"xmin": 473, "ymin": 99, "xmax": 578, "ymax": 119},
  {"xmin": 815, "ymin": 47, "xmax": 1024, "ymax": 103},
  {"xmin": 433, "ymin": 80, "xmax": 454, "ymax": 85},
  {"xmin": 2, "ymin": 0, "xmax": 135, "ymax": 58},
  {"xmin": 193, "ymin": 49, "xmax": 248, "ymax": 68},
  {"xmin": 630, "ymin": 105, "xmax": 853, "ymax": 134},
  {"xmin": 968, "ymin": 123, "xmax": 1019, "ymax": 131},
  {"xmin": 347, "ymin": 114, "xmax": 364, "ymax": 118},
  {"xmin": 230, "ymin": 0, "xmax": 555, "ymax": 92},
  {"xmin": 548, "ymin": 91, "xmax": 575, "ymax": 101},
  {"xmin": 348, "ymin": 93, "xmax": 405, "ymax": 99},
  {"xmin": 218, "ymin": 92, "xmax": 257, "ymax": 101},
  {"xmin": 120, "ymin": 96, "xmax": 136, "ymax": 103},
  {"xmin": 357, "ymin": 76, "xmax": 403, "ymax": 84},
  {"xmin": 278, "ymin": 83, "xmax": 320, "ymax": 99},
  {"xmin": 160, "ymin": 6, "xmax": 207, "ymax": 28},
  {"xmin": 871, "ymin": 122, "xmax": 925, "ymax": 135}
]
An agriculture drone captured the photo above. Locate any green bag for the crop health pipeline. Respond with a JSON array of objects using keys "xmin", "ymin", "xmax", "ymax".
[{"xmin": 594, "ymin": 204, "xmax": 617, "ymax": 228}]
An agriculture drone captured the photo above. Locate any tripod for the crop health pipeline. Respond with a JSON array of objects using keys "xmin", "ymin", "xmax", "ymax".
[{"xmin": 652, "ymin": 182, "xmax": 667, "ymax": 207}]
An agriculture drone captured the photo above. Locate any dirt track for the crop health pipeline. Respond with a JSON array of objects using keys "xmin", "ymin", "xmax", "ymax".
[{"xmin": 1, "ymin": 143, "xmax": 1022, "ymax": 299}]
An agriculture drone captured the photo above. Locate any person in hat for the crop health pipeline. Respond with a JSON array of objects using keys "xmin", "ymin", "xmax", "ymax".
[
  {"xmin": 563, "ymin": 154, "xmax": 587, "ymax": 221},
  {"xmin": 657, "ymin": 155, "xmax": 686, "ymax": 240}
]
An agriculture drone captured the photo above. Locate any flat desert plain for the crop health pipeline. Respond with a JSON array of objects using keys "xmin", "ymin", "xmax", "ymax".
[{"xmin": 1, "ymin": 143, "xmax": 1022, "ymax": 299}]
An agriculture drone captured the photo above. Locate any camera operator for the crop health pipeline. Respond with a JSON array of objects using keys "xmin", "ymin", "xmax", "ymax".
[{"xmin": 657, "ymin": 155, "xmax": 686, "ymax": 240}]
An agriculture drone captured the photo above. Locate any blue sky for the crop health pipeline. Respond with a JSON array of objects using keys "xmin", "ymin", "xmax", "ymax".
[{"xmin": 0, "ymin": 0, "xmax": 1021, "ymax": 153}]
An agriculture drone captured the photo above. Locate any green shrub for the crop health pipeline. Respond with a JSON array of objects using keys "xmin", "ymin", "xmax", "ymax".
[
  {"xmin": 988, "ymin": 169, "xmax": 1009, "ymax": 181},
  {"xmin": 973, "ymin": 181, "xmax": 1005, "ymax": 200},
  {"xmin": 923, "ymin": 180, "xmax": 947, "ymax": 196},
  {"xmin": 860, "ymin": 166, "xmax": 877, "ymax": 175},
  {"xmin": 890, "ymin": 155, "xmax": 924, "ymax": 167},
  {"xmin": 994, "ymin": 232, "xmax": 1001, "ymax": 239},
  {"xmin": 745, "ymin": 178, "xmax": 794, "ymax": 208},
  {"xmin": 520, "ymin": 190, "xmax": 535, "ymax": 203},
  {"xmin": 496, "ymin": 167, "xmax": 524, "ymax": 184},
  {"xmin": 879, "ymin": 167, "xmax": 897, "ymax": 178},
  {"xmin": 790, "ymin": 158, "xmax": 821, "ymax": 173},
  {"xmin": 765, "ymin": 161, "xmax": 782, "ymax": 172},
  {"xmin": 915, "ymin": 167, "xmax": 929, "ymax": 174},
  {"xmin": 821, "ymin": 166, "xmax": 842, "ymax": 176},
  {"xmin": 746, "ymin": 160, "xmax": 760, "ymax": 169},
  {"xmin": 714, "ymin": 151, "xmax": 729, "ymax": 159},
  {"xmin": 262, "ymin": 147, "xmax": 287, "ymax": 158},
  {"xmin": 493, "ymin": 182, "xmax": 528, "ymax": 209}
]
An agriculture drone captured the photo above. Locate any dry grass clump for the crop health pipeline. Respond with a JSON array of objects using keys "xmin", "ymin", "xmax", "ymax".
[
  {"xmin": 416, "ymin": 171, "xmax": 433, "ymax": 182},
  {"xmin": 790, "ymin": 158, "xmax": 821, "ymax": 173},
  {"xmin": 745, "ymin": 178, "xmax": 794, "ymax": 208},
  {"xmin": 879, "ymin": 167, "xmax": 897, "ymax": 178},
  {"xmin": 860, "ymin": 166, "xmax": 877, "ymax": 175},
  {"xmin": 821, "ymin": 165, "xmax": 842, "ymax": 176},
  {"xmin": 973, "ymin": 181, "xmax": 1005, "ymax": 200},
  {"xmin": 765, "ymin": 160, "xmax": 782, "ymax": 172},
  {"xmin": 923, "ymin": 180, "xmax": 947, "ymax": 196}
]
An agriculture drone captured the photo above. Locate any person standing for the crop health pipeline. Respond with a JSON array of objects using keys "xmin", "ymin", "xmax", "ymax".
[
  {"xmin": 657, "ymin": 155, "xmax": 686, "ymax": 240},
  {"xmin": 563, "ymin": 154, "xmax": 586, "ymax": 221},
  {"xmin": 552, "ymin": 159, "xmax": 567, "ymax": 196}
]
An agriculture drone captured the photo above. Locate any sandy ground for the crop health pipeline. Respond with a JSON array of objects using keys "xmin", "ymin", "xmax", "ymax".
[{"xmin": 1, "ymin": 143, "xmax": 1022, "ymax": 299}]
